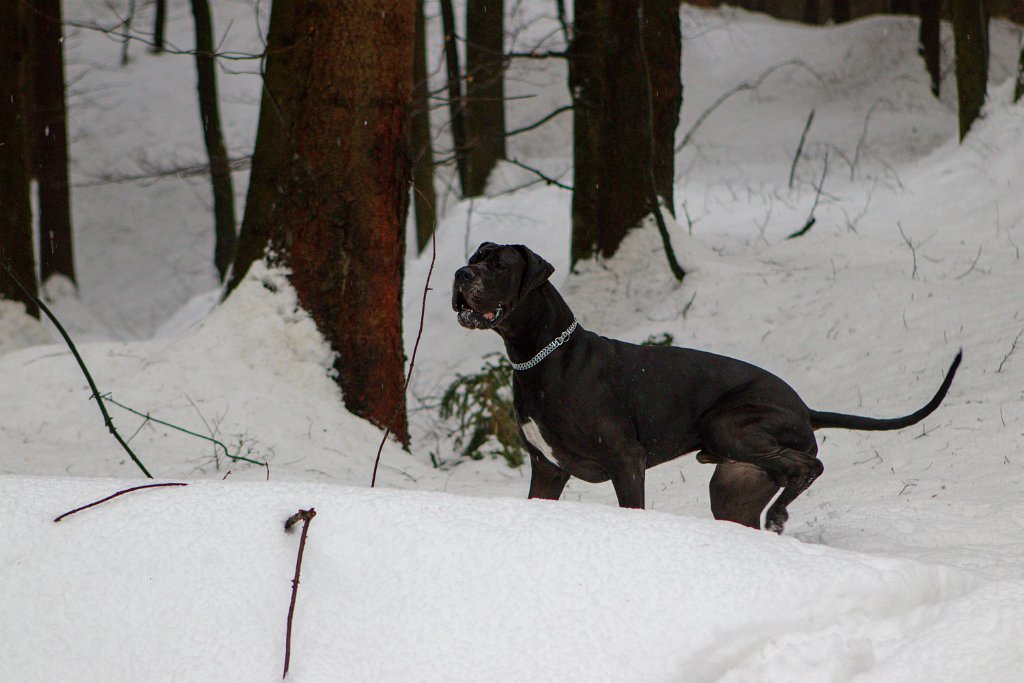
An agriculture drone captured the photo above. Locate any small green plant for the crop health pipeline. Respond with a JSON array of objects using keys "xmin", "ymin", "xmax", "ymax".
[
  {"xmin": 440, "ymin": 353, "xmax": 525, "ymax": 467},
  {"xmin": 642, "ymin": 332, "xmax": 675, "ymax": 347}
]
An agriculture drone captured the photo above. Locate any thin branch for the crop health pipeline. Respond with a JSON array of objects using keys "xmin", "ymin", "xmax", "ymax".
[
  {"xmin": 997, "ymin": 329, "xmax": 1023, "ymax": 373},
  {"xmin": 788, "ymin": 109, "xmax": 815, "ymax": 189},
  {"xmin": 53, "ymin": 483, "xmax": 187, "ymax": 522},
  {"xmin": 896, "ymin": 221, "xmax": 919, "ymax": 280},
  {"xmin": 283, "ymin": 508, "xmax": 316, "ymax": 679},
  {"xmin": 676, "ymin": 60, "xmax": 826, "ymax": 151},
  {"xmin": 0, "ymin": 256, "xmax": 153, "ymax": 478},
  {"xmin": 506, "ymin": 105, "xmax": 572, "ymax": 137},
  {"xmin": 786, "ymin": 153, "xmax": 829, "ymax": 240},
  {"xmin": 506, "ymin": 157, "xmax": 573, "ymax": 190}
]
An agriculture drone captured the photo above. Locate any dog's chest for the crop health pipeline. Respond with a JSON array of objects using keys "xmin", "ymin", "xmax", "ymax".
[{"xmin": 520, "ymin": 419, "xmax": 561, "ymax": 468}]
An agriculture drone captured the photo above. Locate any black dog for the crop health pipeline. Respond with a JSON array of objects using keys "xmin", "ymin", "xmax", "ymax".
[{"xmin": 453, "ymin": 243, "xmax": 961, "ymax": 533}]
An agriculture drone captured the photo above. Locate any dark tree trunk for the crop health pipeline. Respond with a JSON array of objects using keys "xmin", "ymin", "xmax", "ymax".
[
  {"xmin": 953, "ymin": 0, "xmax": 989, "ymax": 140},
  {"xmin": 891, "ymin": 0, "xmax": 916, "ymax": 14},
  {"xmin": 152, "ymin": 0, "xmax": 167, "ymax": 53},
  {"xmin": 833, "ymin": 0, "xmax": 851, "ymax": 22},
  {"xmin": 190, "ymin": 0, "xmax": 237, "ymax": 282},
  {"xmin": 412, "ymin": 0, "xmax": 437, "ymax": 253},
  {"xmin": 229, "ymin": 0, "xmax": 413, "ymax": 445},
  {"xmin": 919, "ymin": 0, "xmax": 941, "ymax": 97},
  {"xmin": 32, "ymin": 0, "xmax": 76, "ymax": 286},
  {"xmin": 1016, "ymin": 39, "xmax": 1024, "ymax": 103},
  {"xmin": 803, "ymin": 0, "xmax": 820, "ymax": 24},
  {"xmin": 464, "ymin": 0, "xmax": 506, "ymax": 196},
  {"xmin": 0, "ymin": 0, "xmax": 39, "ymax": 317},
  {"xmin": 440, "ymin": 0, "xmax": 470, "ymax": 195},
  {"xmin": 570, "ymin": 0, "xmax": 681, "ymax": 267}
]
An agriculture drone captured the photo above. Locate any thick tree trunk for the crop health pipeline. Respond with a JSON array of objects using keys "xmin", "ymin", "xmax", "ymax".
[
  {"xmin": 463, "ymin": 0, "xmax": 506, "ymax": 196},
  {"xmin": 33, "ymin": 0, "xmax": 76, "ymax": 286},
  {"xmin": 190, "ymin": 0, "xmax": 237, "ymax": 282},
  {"xmin": 412, "ymin": 0, "xmax": 437, "ymax": 252},
  {"xmin": 919, "ymin": 0, "xmax": 941, "ymax": 97},
  {"xmin": 953, "ymin": 0, "xmax": 989, "ymax": 140},
  {"xmin": 152, "ymin": 0, "xmax": 167, "ymax": 53},
  {"xmin": 230, "ymin": 0, "xmax": 413, "ymax": 445},
  {"xmin": 440, "ymin": 0, "xmax": 470, "ymax": 195},
  {"xmin": 891, "ymin": 0, "xmax": 916, "ymax": 14},
  {"xmin": 1016, "ymin": 39, "xmax": 1024, "ymax": 103},
  {"xmin": 570, "ymin": 0, "xmax": 681, "ymax": 267},
  {"xmin": 0, "ymin": 0, "xmax": 39, "ymax": 317},
  {"xmin": 803, "ymin": 0, "xmax": 820, "ymax": 25}
]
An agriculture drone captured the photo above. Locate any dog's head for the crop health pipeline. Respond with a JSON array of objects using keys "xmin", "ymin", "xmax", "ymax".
[{"xmin": 452, "ymin": 242, "xmax": 555, "ymax": 330}]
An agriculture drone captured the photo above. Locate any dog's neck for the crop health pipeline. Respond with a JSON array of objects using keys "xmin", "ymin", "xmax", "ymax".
[{"xmin": 496, "ymin": 283, "xmax": 577, "ymax": 367}]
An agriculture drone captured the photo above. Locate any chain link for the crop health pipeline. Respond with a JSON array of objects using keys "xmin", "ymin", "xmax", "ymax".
[{"xmin": 509, "ymin": 319, "xmax": 579, "ymax": 371}]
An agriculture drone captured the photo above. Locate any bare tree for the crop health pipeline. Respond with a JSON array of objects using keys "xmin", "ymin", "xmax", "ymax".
[
  {"xmin": 464, "ymin": 0, "xmax": 507, "ymax": 196},
  {"xmin": 569, "ymin": 0, "xmax": 682, "ymax": 269},
  {"xmin": 412, "ymin": 0, "xmax": 437, "ymax": 252},
  {"xmin": 953, "ymin": 0, "xmax": 989, "ymax": 140},
  {"xmin": 833, "ymin": 0, "xmax": 851, "ymax": 23},
  {"xmin": 0, "ymin": 0, "xmax": 39, "ymax": 317},
  {"xmin": 32, "ymin": 0, "xmax": 76, "ymax": 286},
  {"xmin": 229, "ymin": 0, "xmax": 414, "ymax": 445},
  {"xmin": 1016, "ymin": 37, "xmax": 1024, "ymax": 103},
  {"xmin": 190, "ymin": 0, "xmax": 236, "ymax": 281},
  {"xmin": 440, "ymin": 0, "xmax": 470, "ymax": 195},
  {"xmin": 152, "ymin": 0, "xmax": 167, "ymax": 53}
]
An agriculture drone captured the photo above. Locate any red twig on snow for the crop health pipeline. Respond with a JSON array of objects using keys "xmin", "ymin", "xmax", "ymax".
[
  {"xmin": 53, "ymin": 482, "xmax": 189, "ymax": 522},
  {"xmin": 283, "ymin": 508, "xmax": 316, "ymax": 678}
]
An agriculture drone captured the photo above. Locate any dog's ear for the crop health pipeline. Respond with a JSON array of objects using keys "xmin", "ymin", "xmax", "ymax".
[{"xmin": 513, "ymin": 245, "xmax": 554, "ymax": 297}]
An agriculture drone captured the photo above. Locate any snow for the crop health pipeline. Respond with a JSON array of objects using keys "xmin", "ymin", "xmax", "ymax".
[{"xmin": 2, "ymin": 2, "xmax": 1024, "ymax": 681}]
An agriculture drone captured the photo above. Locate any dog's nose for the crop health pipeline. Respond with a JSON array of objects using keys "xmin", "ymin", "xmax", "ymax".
[{"xmin": 455, "ymin": 266, "xmax": 475, "ymax": 283}]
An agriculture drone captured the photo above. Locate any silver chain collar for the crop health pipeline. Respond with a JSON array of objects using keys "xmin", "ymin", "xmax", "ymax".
[{"xmin": 509, "ymin": 319, "xmax": 579, "ymax": 371}]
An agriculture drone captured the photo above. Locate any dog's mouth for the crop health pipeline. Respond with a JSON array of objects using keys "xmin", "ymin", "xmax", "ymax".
[{"xmin": 453, "ymin": 290, "xmax": 505, "ymax": 329}]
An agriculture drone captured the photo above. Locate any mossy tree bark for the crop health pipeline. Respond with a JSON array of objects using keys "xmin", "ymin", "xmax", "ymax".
[
  {"xmin": 0, "ymin": 0, "xmax": 39, "ymax": 317},
  {"xmin": 953, "ymin": 0, "xmax": 989, "ymax": 140},
  {"xmin": 229, "ymin": 0, "xmax": 414, "ymax": 445},
  {"xmin": 32, "ymin": 0, "xmax": 76, "ymax": 287}
]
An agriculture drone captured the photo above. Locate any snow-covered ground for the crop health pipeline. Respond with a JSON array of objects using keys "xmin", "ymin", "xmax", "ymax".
[{"xmin": 2, "ymin": 2, "xmax": 1024, "ymax": 681}]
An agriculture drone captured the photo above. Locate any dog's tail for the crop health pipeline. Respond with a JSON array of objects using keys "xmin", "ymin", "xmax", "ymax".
[{"xmin": 809, "ymin": 350, "xmax": 962, "ymax": 431}]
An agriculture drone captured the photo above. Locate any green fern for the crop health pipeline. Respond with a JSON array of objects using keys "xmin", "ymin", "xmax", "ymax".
[{"xmin": 439, "ymin": 353, "xmax": 525, "ymax": 467}]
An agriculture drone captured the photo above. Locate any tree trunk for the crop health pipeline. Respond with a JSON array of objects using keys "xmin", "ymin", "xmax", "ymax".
[
  {"xmin": 32, "ymin": 0, "xmax": 76, "ymax": 286},
  {"xmin": 919, "ymin": 0, "xmax": 941, "ymax": 97},
  {"xmin": 0, "ymin": 0, "xmax": 39, "ymax": 317},
  {"xmin": 1016, "ymin": 39, "xmax": 1024, "ymax": 103},
  {"xmin": 440, "ymin": 0, "xmax": 470, "ymax": 195},
  {"xmin": 229, "ymin": 0, "xmax": 413, "ymax": 446},
  {"xmin": 891, "ymin": 0, "xmax": 916, "ymax": 14},
  {"xmin": 833, "ymin": 0, "xmax": 851, "ymax": 22},
  {"xmin": 463, "ymin": 0, "xmax": 506, "ymax": 196},
  {"xmin": 190, "ymin": 0, "xmax": 237, "ymax": 282},
  {"xmin": 412, "ymin": 0, "xmax": 437, "ymax": 253},
  {"xmin": 152, "ymin": 0, "xmax": 167, "ymax": 53},
  {"xmin": 803, "ymin": 0, "xmax": 820, "ymax": 24},
  {"xmin": 570, "ymin": 0, "xmax": 681, "ymax": 267},
  {"xmin": 953, "ymin": 0, "xmax": 989, "ymax": 140}
]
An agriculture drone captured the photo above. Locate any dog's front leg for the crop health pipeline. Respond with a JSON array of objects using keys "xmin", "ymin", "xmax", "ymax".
[
  {"xmin": 527, "ymin": 448, "xmax": 570, "ymax": 500},
  {"xmin": 610, "ymin": 453, "xmax": 646, "ymax": 509}
]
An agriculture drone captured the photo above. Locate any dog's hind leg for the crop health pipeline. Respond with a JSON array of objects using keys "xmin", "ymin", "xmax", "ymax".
[{"xmin": 708, "ymin": 461, "xmax": 781, "ymax": 530}]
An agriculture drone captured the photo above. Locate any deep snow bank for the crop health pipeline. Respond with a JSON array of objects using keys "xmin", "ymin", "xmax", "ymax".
[{"xmin": 3, "ymin": 476, "xmax": 1022, "ymax": 683}]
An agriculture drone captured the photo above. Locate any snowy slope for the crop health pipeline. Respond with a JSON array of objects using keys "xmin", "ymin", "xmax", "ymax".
[{"xmin": 2, "ymin": 2, "xmax": 1024, "ymax": 681}]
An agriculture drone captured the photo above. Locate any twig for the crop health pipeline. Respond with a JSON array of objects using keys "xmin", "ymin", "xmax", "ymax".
[
  {"xmin": 371, "ymin": 188, "xmax": 437, "ymax": 487},
  {"xmin": 506, "ymin": 105, "xmax": 572, "ymax": 137},
  {"xmin": 505, "ymin": 158, "xmax": 573, "ymax": 191},
  {"xmin": 997, "ymin": 329, "xmax": 1023, "ymax": 373},
  {"xmin": 953, "ymin": 245, "xmax": 985, "ymax": 280},
  {"xmin": 676, "ymin": 59, "xmax": 825, "ymax": 151},
  {"xmin": 0, "ymin": 256, "xmax": 153, "ymax": 478},
  {"xmin": 283, "ymin": 508, "xmax": 317, "ymax": 679},
  {"xmin": 851, "ymin": 98, "xmax": 896, "ymax": 181},
  {"xmin": 788, "ymin": 109, "xmax": 815, "ymax": 189},
  {"xmin": 786, "ymin": 153, "xmax": 829, "ymax": 240},
  {"xmin": 53, "ymin": 482, "xmax": 187, "ymax": 522},
  {"xmin": 103, "ymin": 394, "xmax": 268, "ymax": 469},
  {"xmin": 896, "ymin": 222, "xmax": 919, "ymax": 280}
]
